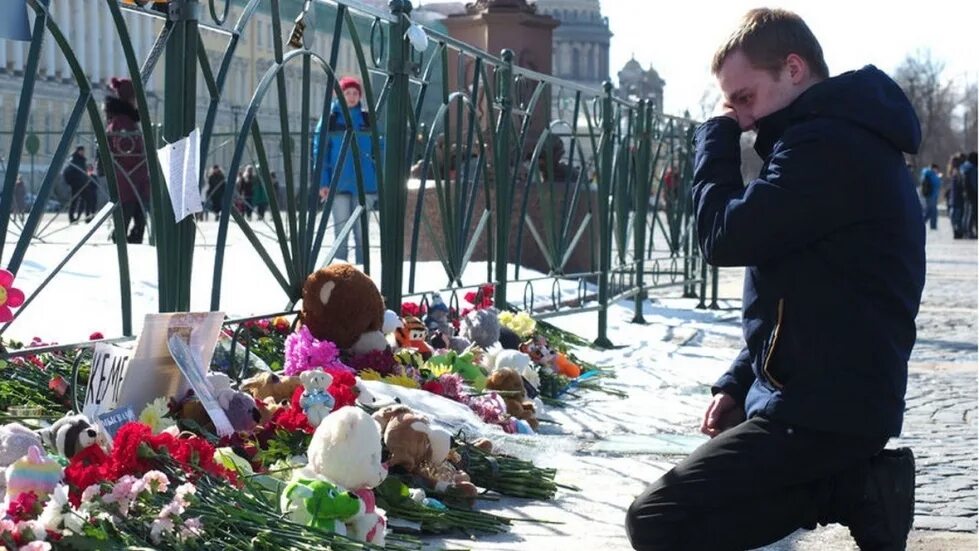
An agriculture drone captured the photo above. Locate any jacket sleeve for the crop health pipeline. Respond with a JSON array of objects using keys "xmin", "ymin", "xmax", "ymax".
[
  {"xmin": 692, "ymin": 117, "xmax": 859, "ymax": 267},
  {"xmin": 711, "ymin": 346, "xmax": 754, "ymax": 407}
]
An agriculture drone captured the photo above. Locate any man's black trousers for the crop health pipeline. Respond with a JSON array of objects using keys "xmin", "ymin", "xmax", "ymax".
[{"xmin": 626, "ymin": 416, "xmax": 886, "ymax": 550}]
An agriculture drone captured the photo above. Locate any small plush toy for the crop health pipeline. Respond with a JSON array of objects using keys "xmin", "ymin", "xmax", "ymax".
[
  {"xmin": 39, "ymin": 414, "xmax": 106, "ymax": 459},
  {"xmin": 241, "ymin": 371, "xmax": 302, "ymax": 404},
  {"xmin": 491, "ymin": 349, "xmax": 540, "ymax": 392},
  {"xmin": 281, "ymin": 478, "xmax": 361, "ymax": 533},
  {"xmin": 395, "ymin": 316, "xmax": 434, "ymax": 358},
  {"xmin": 299, "ymin": 369, "xmax": 336, "ymax": 428},
  {"xmin": 209, "ymin": 373, "xmax": 261, "ymax": 433},
  {"xmin": 0, "ymin": 423, "xmax": 43, "ymax": 494},
  {"xmin": 427, "ymin": 349, "xmax": 486, "ymax": 390},
  {"xmin": 373, "ymin": 405, "xmax": 477, "ymax": 498},
  {"xmin": 301, "ymin": 264, "xmax": 386, "ymax": 355},
  {"xmin": 484, "ymin": 367, "xmax": 539, "ymax": 431},
  {"xmin": 460, "ymin": 308, "xmax": 501, "ymax": 348},
  {"xmin": 423, "ymin": 293, "xmax": 454, "ymax": 337},
  {"xmin": 307, "ymin": 406, "xmax": 388, "ymax": 545},
  {"xmin": 4, "ymin": 445, "xmax": 61, "ymax": 501}
]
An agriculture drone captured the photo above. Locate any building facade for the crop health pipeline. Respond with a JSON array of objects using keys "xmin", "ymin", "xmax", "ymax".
[
  {"xmin": 616, "ymin": 56, "xmax": 665, "ymax": 113},
  {"xmin": 533, "ymin": 0, "xmax": 610, "ymax": 90}
]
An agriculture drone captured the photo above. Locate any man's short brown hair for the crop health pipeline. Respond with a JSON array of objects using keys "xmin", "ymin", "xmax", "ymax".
[{"xmin": 711, "ymin": 8, "xmax": 829, "ymax": 80}]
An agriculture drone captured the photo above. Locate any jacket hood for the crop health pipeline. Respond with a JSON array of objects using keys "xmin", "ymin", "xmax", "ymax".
[{"xmin": 755, "ymin": 65, "xmax": 921, "ymax": 156}]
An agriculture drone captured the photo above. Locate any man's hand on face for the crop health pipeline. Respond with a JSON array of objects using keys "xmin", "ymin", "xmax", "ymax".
[
  {"xmin": 713, "ymin": 98, "xmax": 741, "ymax": 128},
  {"xmin": 700, "ymin": 392, "xmax": 746, "ymax": 438}
]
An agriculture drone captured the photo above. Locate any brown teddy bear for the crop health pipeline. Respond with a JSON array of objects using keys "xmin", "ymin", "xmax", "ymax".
[
  {"xmin": 372, "ymin": 405, "xmax": 478, "ymax": 498},
  {"xmin": 240, "ymin": 371, "xmax": 302, "ymax": 404},
  {"xmin": 484, "ymin": 367, "xmax": 539, "ymax": 430},
  {"xmin": 301, "ymin": 264, "xmax": 386, "ymax": 354}
]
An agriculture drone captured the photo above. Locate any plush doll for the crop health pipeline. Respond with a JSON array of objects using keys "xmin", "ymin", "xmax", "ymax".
[
  {"xmin": 460, "ymin": 308, "xmax": 501, "ymax": 349},
  {"xmin": 372, "ymin": 405, "xmax": 478, "ymax": 498},
  {"xmin": 0, "ymin": 423, "xmax": 43, "ymax": 494},
  {"xmin": 484, "ymin": 367, "xmax": 539, "ymax": 431},
  {"xmin": 423, "ymin": 293, "xmax": 454, "ymax": 337},
  {"xmin": 241, "ymin": 371, "xmax": 302, "ymax": 404},
  {"xmin": 307, "ymin": 406, "xmax": 387, "ymax": 546},
  {"xmin": 395, "ymin": 316, "xmax": 434, "ymax": 358},
  {"xmin": 281, "ymin": 478, "xmax": 362, "ymax": 533},
  {"xmin": 301, "ymin": 264, "xmax": 387, "ymax": 355},
  {"xmin": 209, "ymin": 373, "xmax": 261, "ymax": 433},
  {"xmin": 299, "ymin": 369, "xmax": 336, "ymax": 428},
  {"xmin": 427, "ymin": 349, "xmax": 486, "ymax": 390},
  {"xmin": 491, "ymin": 349, "xmax": 540, "ymax": 392},
  {"xmin": 39, "ymin": 414, "xmax": 107, "ymax": 459},
  {"xmin": 4, "ymin": 445, "xmax": 61, "ymax": 502}
]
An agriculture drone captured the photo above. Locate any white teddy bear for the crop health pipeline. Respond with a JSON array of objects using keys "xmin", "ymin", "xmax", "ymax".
[
  {"xmin": 306, "ymin": 406, "xmax": 388, "ymax": 546},
  {"xmin": 298, "ymin": 369, "xmax": 335, "ymax": 428}
]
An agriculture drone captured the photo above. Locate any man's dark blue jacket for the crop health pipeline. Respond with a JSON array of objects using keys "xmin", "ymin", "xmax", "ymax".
[{"xmin": 692, "ymin": 66, "xmax": 925, "ymax": 439}]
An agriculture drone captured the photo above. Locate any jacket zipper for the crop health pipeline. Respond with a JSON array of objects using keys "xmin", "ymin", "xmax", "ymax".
[{"xmin": 762, "ymin": 298, "xmax": 786, "ymax": 389}]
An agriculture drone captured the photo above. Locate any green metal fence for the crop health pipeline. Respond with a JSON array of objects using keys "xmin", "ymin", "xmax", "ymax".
[{"xmin": 0, "ymin": 0, "xmax": 714, "ymax": 352}]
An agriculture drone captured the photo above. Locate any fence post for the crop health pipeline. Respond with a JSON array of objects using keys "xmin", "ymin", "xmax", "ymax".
[
  {"xmin": 379, "ymin": 0, "xmax": 413, "ymax": 310},
  {"xmin": 710, "ymin": 264, "xmax": 720, "ymax": 309},
  {"xmin": 158, "ymin": 0, "xmax": 200, "ymax": 312},
  {"xmin": 631, "ymin": 100, "xmax": 651, "ymax": 324},
  {"xmin": 594, "ymin": 82, "xmax": 615, "ymax": 348},
  {"xmin": 493, "ymin": 49, "xmax": 514, "ymax": 309}
]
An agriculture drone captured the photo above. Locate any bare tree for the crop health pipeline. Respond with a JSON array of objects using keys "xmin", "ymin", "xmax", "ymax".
[
  {"xmin": 892, "ymin": 50, "xmax": 961, "ymax": 168},
  {"xmin": 961, "ymin": 81, "xmax": 978, "ymax": 154}
]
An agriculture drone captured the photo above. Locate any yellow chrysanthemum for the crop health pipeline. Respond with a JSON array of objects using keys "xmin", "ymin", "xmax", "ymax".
[
  {"xmin": 139, "ymin": 397, "xmax": 176, "ymax": 434},
  {"xmin": 358, "ymin": 369, "xmax": 383, "ymax": 381},
  {"xmin": 383, "ymin": 374, "xmax": 421, "ymax": 389},
  {"xmin": 499, "ymin": 311, "xmax": 537, "ymax": 338},
  {"xmin": 422, "ymin": 362, "xmax": 454, "ymax": 378}
]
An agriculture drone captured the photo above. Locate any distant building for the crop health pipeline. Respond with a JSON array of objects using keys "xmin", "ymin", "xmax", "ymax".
[
  {"xmin": 616, "ymin": 56, "xmax": 665, "ymax": 112},
  {"xmin": 533, "ymin": 0, "xmax": 611, "ymax": 90}
]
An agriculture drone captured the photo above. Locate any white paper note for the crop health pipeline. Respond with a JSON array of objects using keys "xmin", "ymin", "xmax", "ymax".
[{"xmin": 157, "ymin": 128, "xmax": 203, "ymax": 222}]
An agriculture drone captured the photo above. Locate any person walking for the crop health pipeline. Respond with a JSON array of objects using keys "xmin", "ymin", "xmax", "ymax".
[
  {"xmin": 103, "ymin": 77, "xmax": 150, "ymax": 244},
  {"xmin": 252, "ymin": 169, "xmax": 269, "ymax": 221},
  {"xmin": 238, "ymin": 165, "xmax": 257, "ymax": 220},
  {"xmin": 626, "ymin": 8, "xmax": 923, "ymax": 551},
  {"xmin": 12, "ymin": 175, "xmax": 26, "ymax": 222},
  {"xmin": 920, "ymin": 163, "xmax": 943, "ymax": 230},
  {"xmin": 63, "ymin": 146, "xmax": 87, "ymax": 223},
  {"xmin": 206, "ymin": 164, "xmax": 226, "ymax": 218},
  {"xmin": 962, "ymin": 151, "xmax": 978, "ymax": 239},
  {"xmin": 946, "ymin": 153, "xmax": 967, "ymax": 238},
  {"xmin": 312, "ymin": 76, "xmax": 379, "ymax": 265}
]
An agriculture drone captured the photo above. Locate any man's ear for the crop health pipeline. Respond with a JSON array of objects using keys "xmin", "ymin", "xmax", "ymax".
[{"xmin": 785, "ymin": 53, "xmax": 808, "ymax": 84}]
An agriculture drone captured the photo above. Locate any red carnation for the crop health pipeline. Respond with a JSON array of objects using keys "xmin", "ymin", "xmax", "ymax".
[
  {"xmin": 6, "ymin": 491, "xmax": 41, "ymax": 522},
  {"xmin": 422, "ymin": 379, "xmax": 446, "ymax": 396},
  {"xmin": 88, "ymin": 332, "xmax": 104, "ymax": 340}
]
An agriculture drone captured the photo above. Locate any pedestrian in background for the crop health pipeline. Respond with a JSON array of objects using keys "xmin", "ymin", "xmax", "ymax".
[
  {"xmin": 63, "ymin": 145, "xmax": 87, "ymax": 223},
  {"xmin": 102, "ymin": 77, "xmax": 150, "ymax": 244},
  {"xmin": 312, "ymin": 76, "xmax": 379, "ymax": 265},
  {"xmin": 946, "ymin": 152, "xmax": 966, "ymax": 238},
  {"xmin": 920, "ymin": 162, "xmax": 942, "ymax": 230},
  {"xmin": 962, "ymin": 151, "xmax": 978, "ymax": 238}
]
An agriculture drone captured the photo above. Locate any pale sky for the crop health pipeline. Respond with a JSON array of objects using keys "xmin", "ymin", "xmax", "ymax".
[{"xmin": 604, "ymin": 0, "xmax": 978, "ymax": 117}]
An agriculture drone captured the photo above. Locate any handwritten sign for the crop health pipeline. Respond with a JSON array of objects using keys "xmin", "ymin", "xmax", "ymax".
[
  {"xmin": 82, "ymin": 343, "xmax": 133, "ymax": 420},
  {"xmin": 97, "ymin": 406, "xmax": 137, "ymax": 438}
]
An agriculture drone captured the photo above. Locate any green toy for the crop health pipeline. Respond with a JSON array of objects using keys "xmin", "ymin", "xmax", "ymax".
[
  {"xmin": 426, "ymin": 350, "xmax": 486, "ymax": 390},
  {"xmin": 280, "ymin": 478, "xmax": 362, "ymax": 532}
]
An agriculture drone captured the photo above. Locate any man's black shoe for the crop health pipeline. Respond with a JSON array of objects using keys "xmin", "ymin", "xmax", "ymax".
[{"xmin": 847, "ymin": 447, "xmax": 915, "ymax": 551}]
